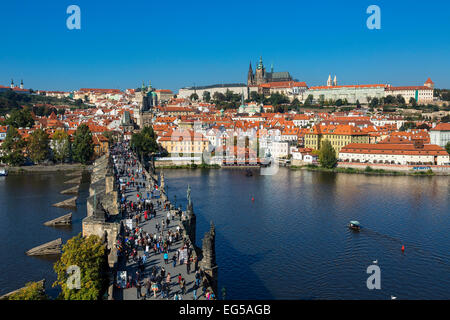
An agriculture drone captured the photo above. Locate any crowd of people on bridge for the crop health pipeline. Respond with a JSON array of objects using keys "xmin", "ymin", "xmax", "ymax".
[{"xmin": 110, "ymin": 141, "xmax": 215, "ymax": 300}]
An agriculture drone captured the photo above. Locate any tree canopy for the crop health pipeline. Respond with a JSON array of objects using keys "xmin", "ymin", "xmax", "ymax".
[
  {"xmin": 53, "ymin": 234, "xmax": 108, "ymax": 300},
  {"xmin": 1, "ymin": 126, "xmax": 26, "ymax": 166},
  {"xmin": 72, "ymin": 124, "xmax": 94, "ymax": 164},
  {"xmin": 319, "ymin": 139, "xmax": 337, "ymax": 169},
  {"xmin": 4, "ymin": 281, "xmax": 48, "ymax": 300},
  {"xmin": 131, "ymin": 126, "xmax": 159, "ymax": 159},
  {"xmin": 3, "ymin": 108, "xmax": 34, "ymax": 128},
  {"xmin": 52, "ymin": 129, "xmax": 71, "ymax": 163},
  {"xmin": 27, "ymin": 129, "xmax": 50, "ymax": 164}
]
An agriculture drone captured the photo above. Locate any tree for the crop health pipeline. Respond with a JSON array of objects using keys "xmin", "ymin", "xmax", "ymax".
[
  {"xmin": 5, "ymin": 281, "xmax": 48, "ymax": 300},
  {"xmin": 202, "ymin": 91, "xmax": 211, "ymax": 102},
  {"xmin": 384, "ymin": 95, "xmax": 395, "ymax": 104},
  {"xmin": 52, "ymin": 129, "xmax": 71, "ymax": 163},
  {"xmin": 356, "ymin": 99, "xmax": 361, "ymax": 108},
  {"xmin": 53, "ymin": 234, "xmax": 108, "ymax": 300},
  {"xmin": 212, "ymin": 92, "xmax": 225, "ymax": 102},
  {"xmin": 318, "ymin": 139, "xmax": 337, "ymax": 169},
  {"xmin": 72, "ymin": 124, "xmax": 94, "ymax": 164},
  {"xmin": 370, "ymin": 97, "xmax": 379, "ymax": 109},
  {"xmin": 446, "ymin": 142, "xmax": 450, "ymax": 155},
  {"xmin": 27, "ymin": 129, "xmax": 50, "ymax": 164},
  {"xmin": 190, "ymin": 93, "xmax": 199, "ymax": 101},
  {"xmin": 304, "ymin": 94, "xmax": 314, "ymax": 106},
  {"xmin": 396, "ymin": 94, "xmax": 405, "ymax": 105},
  {"xmin": 1, "ymin": 126, "xmax": 26, "ymax": 166},
  {"xmin": 130, "ymin": 126, "xmax": 159, "ymax": 159},
  {"xmin": 4, "ymin": 108, "xmax": 34, "ymax": 128},
  {"xmin": 409, "ymin": 97, "xmax": 417, "ymax": 107}
]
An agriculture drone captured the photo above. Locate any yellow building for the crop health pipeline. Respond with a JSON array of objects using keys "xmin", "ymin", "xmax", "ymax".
[
  {"xmin": 304, "ymin": 124, "xmax": 369, "ymax": 155},
  {"xmin": 158, "ymin": 130, "xmax": 209, "ymax": 155}
]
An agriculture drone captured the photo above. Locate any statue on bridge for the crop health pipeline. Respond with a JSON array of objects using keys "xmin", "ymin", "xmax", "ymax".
[{"xmin": 187, "ymin": 184, "xmax": 191, "ymax": 207}]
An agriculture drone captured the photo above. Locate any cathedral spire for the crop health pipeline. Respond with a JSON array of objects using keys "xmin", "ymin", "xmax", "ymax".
[{"xmin": 247, "ymin": 61, "xmax": 254, "ymax": 86}]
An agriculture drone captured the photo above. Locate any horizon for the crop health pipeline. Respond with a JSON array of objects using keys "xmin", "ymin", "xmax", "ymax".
[{"xmin": 1, "ymin": 0, "xmax": 450, "ymax": 92}]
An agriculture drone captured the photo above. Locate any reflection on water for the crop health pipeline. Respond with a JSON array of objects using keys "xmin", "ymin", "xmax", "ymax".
[
  {"xmin": 163, "ymin": 168, "xmax": 450, "ymax": 299},
  {"xmin": 0, "ymin": 173, "xmax": 90, "ymax": 298}
]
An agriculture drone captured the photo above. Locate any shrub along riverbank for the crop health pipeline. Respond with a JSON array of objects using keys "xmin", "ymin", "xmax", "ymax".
[{"xmin": 291, "ymin": 164, "xmax": 437, "ymax": 176}]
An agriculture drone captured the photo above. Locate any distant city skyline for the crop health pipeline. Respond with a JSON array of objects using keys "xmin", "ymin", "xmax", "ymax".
[{"xmin": 1, "ymin": 0, "xmax": 450, "ymax": 92}]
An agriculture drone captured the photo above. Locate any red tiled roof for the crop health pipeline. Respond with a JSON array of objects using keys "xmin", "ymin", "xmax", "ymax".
[
  {"xmin": 341, "ymin": 143, "xmax": 448, "ymax": 156},
  {"xmin": 431, "ymin": 123, "xmax": 450, "ymax": 131}
]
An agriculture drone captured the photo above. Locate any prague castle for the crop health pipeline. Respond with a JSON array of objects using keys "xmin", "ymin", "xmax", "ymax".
[{"xmin": 247, "ymin": 56, "xmax": 294, "ymax": 86}]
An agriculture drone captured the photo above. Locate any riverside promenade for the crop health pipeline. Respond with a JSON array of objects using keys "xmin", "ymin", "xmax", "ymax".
[{"xmin": 111, "ymin": 143, "xmax": 213, "ymax": 300}]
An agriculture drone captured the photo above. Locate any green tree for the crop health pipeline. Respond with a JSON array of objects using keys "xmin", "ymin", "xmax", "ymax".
[
  {"xmin": 5, "ymin": 281, "xmax": 48, "ymax": 300},
  {"xmin": 409, "ymin": 97, "xmax": 417, "ymax": 108},
  {"xmin": 304, "ymin": 94, "xmax": 314, "ymax": 106},
  {"xmin": 72, "ymin": 124, "xmax": 94, "ymax": 164},
  {"xmin": 1, "ymin": 126, "xmax": 26, "ymax": 166},
  {"xmin": 202, "ymin": 91, "xmax": 211, "ymax": 102},
  {"xmin": 370, "ymin": 97, "xmax": 379, "ymax": 109},
  {"xmin": 4, "ymin": 109, "xmax": 34, "ymax": 128},
  {"xmin": 131, "ymin": 126, "xmax": 159, "ymax": 159},
  {"xmin": 318, "ymin": 139, "xmax": 337, "ymax": 169},
  {"xmin": 27, "ymin": 129, "xmax": 50, "ymax": 164},
  {"xmin": 190, "ymin": 93, "xmax": 199, "ymax": 101},
  {"xmin": 445, "ymin": 142, "xmax": 450, "ymax": 155},
  {"xmin": 52, "ymin": 129, "xmax": 71, "ymax": 163},
  {"xmin": 53, "ymin": 234, "xmax": 108, "ymax": 300}
]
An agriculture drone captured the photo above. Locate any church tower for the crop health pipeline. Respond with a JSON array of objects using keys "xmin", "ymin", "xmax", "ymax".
[
  {"xmin": 327, "ymin": 74, "xmax": 332, "ymax": 87},
  {"xmin": 255, "ymin": 56, "xmax": 266, "ymax": 85},
  {"xmin": 20, "ymin": 80, "xmax": 24, "ymax": 89},
  {"xmin": 333, "ymin": 75, "xmax": 337, "ymax": 86},
  {"xmin": 247, "ymin": 62, "xmax": 254, "ymax": 86},
  {"xmin": 10, "ymin": 79, "xmax": 14, "ymax": 89}
]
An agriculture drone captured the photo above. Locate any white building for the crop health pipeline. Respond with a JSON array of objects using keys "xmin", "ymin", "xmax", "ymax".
[
  {"xmin": 430, "ymin": 123, "xmax": 450, "ymax": 147},
  {"xmin": 267, "ymin": 141, "xmax": 289, "ymax": 159},
  {"xmin": 385, "ymin": 85, "xmax": 434, "ymax": 103},
  {"xmin": 339, "ymin": 143, "xmax": 449, "ymax": 165},
  {"xmin": 178, "ymin": 84, "xmax": 248, "ymax": 100}
]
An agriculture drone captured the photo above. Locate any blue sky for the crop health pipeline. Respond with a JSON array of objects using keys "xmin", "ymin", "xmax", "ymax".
[{"xmin": 1, "ymin": 0, "xmax": 449, "ymax": 92}]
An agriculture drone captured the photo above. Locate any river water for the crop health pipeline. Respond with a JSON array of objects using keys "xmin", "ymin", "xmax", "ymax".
[
  {"xmin": 0, "ymin": 168, "xmax": 449, "ymax": 299},
  {"xmin": 0, "ymin": 172, "xmax": 90, "ymax": 298},
  {"xmin": 162, "ymin": 168, "xmax": 450, "ymax": 300}
]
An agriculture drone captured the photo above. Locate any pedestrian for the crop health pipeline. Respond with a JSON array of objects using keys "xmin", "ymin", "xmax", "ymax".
[
  {"xmin": 136, "ymin": 280, "xmax": 142, "ymax": 300},
  {"xmin": 151, "ymin": 281, "xmax": 159, "ymax": 298},
  {"xmin": 193, "ymin": 283, "xmax": 198, "ymax": 300},
  {"xmin": 194, "ymin": 256, "xmax": 198, "ymax": 272},
  {"xmin": 164, "ymin": 252, "xmax": 169, "ymax": 264},
  {"xmin": 186, "ymin": 258, "xmax": 191, "ymax": 274},
  {"xmin": 172, "ymin": 254, "xmax": 177, "ymax": 268},
  {"xmin": 180, "ymin": 278, "xmax": 186, "ymax": 295}
]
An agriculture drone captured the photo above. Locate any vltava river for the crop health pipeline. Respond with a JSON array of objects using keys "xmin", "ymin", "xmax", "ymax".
[
  {"xmin": 163, "ymin": 168, "xmax": 450, "ymax": 299},
  {"xmin": 0, "ymin": 168, "xmax": 449, "ymax": 299},
  {"xmin": 0, "ymin": 172, "xmax": 89, "ymax": 297}
]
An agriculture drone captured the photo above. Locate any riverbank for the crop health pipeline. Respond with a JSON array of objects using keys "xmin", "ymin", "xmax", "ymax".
[
  {"xmin": 290, "ymin": 165, "xmax": 443, "ymax": 176},
  {"xmin": 4, "ymin": 164, "xmax": 89, "ymax": 175}
]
